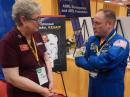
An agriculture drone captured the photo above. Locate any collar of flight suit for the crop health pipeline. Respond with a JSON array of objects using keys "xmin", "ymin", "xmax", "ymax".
[{"xmin": 94, "ymin": 29, "xmax": 116, "ymax": 48}]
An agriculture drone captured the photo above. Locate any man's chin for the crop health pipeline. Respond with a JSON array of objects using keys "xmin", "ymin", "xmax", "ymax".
[
  {"xmin": 94, "ymin": 33, "xmax": 99, "ymax": 36},
  {"xmin": 94, "ymin": 33, "xmax": 101, "ymax": 37},
  {"xmin": 34, "ymin": 28, "xmax": 39, "ymax": 32}
]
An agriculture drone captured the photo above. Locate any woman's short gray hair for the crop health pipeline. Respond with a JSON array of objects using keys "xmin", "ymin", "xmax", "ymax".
[{"xmin": 12, "ymin": 0, "xmax": 41, "ymax": 26}]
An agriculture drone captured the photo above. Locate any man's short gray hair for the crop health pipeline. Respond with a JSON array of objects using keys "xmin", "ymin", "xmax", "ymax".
[
  {"xmin": 98, "ymin": 9, "xmax": 116, "ymax": 24},
  {"xmin": 12, "ymin": 0, "xmax": 41, "ymax": 26}
]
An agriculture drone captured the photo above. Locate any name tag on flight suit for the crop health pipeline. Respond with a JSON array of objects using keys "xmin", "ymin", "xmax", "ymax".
[
  {"xmin": 36, "ymin": 67, "xmax": 48, "ymax": 85},
  {"xmin": 89, "ymin": 72, "xmax": 98, "ymax": 78}
]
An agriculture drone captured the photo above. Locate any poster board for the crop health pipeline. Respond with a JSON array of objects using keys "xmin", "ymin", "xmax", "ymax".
[{"xmin": 39, "ymin": 16, "xmax": 67, "ymax": 71}]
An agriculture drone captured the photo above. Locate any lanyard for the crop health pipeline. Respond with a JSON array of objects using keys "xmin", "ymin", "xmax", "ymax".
[
  {"xmin": 96, "ymin": 32, "xmax": 116, "ymax": 54},
  {"xmin": 27, "ymin": 36, "xmax": 40, "ymax": 65}
]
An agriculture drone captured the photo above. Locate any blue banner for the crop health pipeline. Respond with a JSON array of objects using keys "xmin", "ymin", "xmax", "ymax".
[
  {"xmin": 59, "ymin": 0, "xmax": 90, "ymax": 17},
  {"xmin": 0, "ymin": 0, "xmax": 15, "ymax": 80},
  {"xmin": 0, "ymin": 0, "xmax": 15, "ymax": 39}
]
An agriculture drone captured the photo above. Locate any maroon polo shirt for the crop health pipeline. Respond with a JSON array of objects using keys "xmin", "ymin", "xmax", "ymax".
[{"xmin": 0, "ymin": 27, "xmax": 49, "ymax": 97}]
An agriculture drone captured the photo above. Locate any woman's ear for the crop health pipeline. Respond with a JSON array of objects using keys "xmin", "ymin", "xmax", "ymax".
[{"xmin": 19, "ymin": 16, "xmax": 26, "ymax": 25}]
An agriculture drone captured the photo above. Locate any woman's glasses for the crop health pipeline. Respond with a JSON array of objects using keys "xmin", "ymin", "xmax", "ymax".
[{"xmin": 29, "ymin": 17, "xmax": 41, "ymax": 23}]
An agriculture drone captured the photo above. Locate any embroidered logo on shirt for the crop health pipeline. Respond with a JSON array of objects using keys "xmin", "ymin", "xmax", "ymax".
[
  {"xmin": 113, "ymin": 39, "xmax": 127, "ymax": 49},
  {"xmin": 19, "ymin": 44, "xmax": 29, "ymax": 51}
]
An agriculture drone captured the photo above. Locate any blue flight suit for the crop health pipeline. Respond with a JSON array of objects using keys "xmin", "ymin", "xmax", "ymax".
[{"xmin": 75, "ymin": 29, "xmax": 129, "ymax": 97}]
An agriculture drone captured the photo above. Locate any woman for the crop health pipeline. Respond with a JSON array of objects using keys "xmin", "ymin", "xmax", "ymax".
[{"xmin": 0, "ymin": 0, "xmax": 54, "ymax": 97}]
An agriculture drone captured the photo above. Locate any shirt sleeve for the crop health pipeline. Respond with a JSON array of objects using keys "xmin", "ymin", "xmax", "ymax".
[{"xmin": 0, "ymin": 39, "xmax": 19, "ymax": 68}]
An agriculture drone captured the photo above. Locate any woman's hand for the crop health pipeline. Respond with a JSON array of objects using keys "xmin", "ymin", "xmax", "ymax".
[
  {"xmin": 41, "ymin": 87, "xmax": 53, "ymax": 97},
  {"xmin": 49, "ymin": 82, "xmax": 54, "ymax": 93}
]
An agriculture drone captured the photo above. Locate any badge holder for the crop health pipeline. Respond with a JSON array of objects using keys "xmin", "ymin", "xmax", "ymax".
[{"xmin": 36, "ymin": 67, "xmax": 48, "ymax": 85}]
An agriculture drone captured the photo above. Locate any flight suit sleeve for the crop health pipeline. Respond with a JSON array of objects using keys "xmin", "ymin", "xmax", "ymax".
[
  {"xmin": 88, "ymin": 39, "xmax": 129, "ymax": 71},
  {"xmin": 75, "ymin": 56, "xmax": 95, "ymax": 71},
  {"xmin": 75, "ymin": 39, "xmax": 129, "ymax": 71},
  {"xmin": 75, "ymin": 37, "xmax": 96, "ymax": 71},
  {"xmin": 84, "ymin": 36, "xmax": 95, "ymax": 60}
]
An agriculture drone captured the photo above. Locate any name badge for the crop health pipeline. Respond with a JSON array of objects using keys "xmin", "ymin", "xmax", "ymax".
[
  {"xmin": 36, "ymin": 67, "xmax": 48, "ymax": 85},
  {"xmin": 96, "ymin": 52, "xmax": 100, "ymax": 56},
  {"xmin": 89, "ymin": 71, "xmax": 98, "ymax": 78}
]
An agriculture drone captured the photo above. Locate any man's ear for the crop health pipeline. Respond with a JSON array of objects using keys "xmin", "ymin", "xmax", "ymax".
[
  {"xmin": 105, "ymin": 20, "xmax": 112, "ymax": 27},
  {"xmin": 108, "ymin": 20, "xmax": 114, "ymax": 25}
]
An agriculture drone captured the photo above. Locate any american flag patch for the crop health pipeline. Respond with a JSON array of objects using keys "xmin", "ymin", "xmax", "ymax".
[{"xmin": 113, "ymin": 39, "xmax": 127, "ymax": 49}]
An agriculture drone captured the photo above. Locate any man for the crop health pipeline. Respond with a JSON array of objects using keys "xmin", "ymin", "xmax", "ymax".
[
  {"xmin": 75, "ymin": 9, "xmax": 129, "ymax": 97},
  {"xmin": 42, "ymin": 33, "xmax": 58, "ymax": 68}
]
